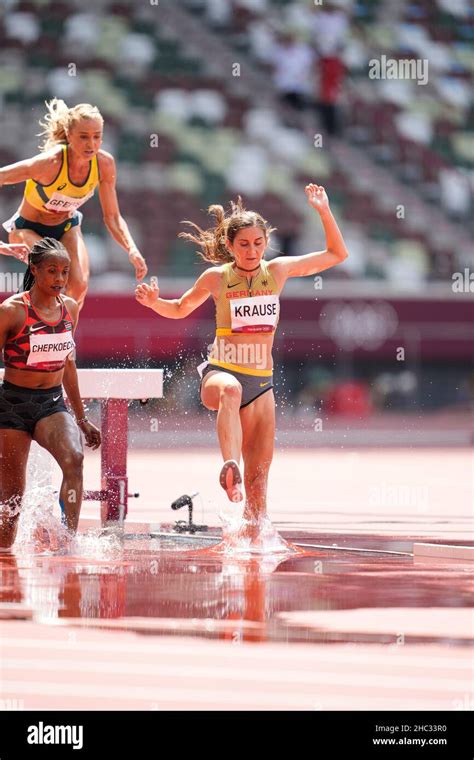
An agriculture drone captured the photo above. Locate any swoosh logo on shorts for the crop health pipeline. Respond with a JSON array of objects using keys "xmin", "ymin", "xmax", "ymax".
[
  {"xmin": 52, "ymin": 395, "xmax": 61, "ymax": 402},
  {"xmin": 259, "ymin": 381, "xmax": 270, "ymax": 387}
]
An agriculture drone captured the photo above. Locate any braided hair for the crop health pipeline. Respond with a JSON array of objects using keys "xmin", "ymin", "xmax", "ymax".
[{"xmin": 21, "ymin": 237, "xmax": 70, "ymax": 291}]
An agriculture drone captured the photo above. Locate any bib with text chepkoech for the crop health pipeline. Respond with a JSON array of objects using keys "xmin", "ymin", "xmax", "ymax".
[{"xmin": 27, "ymin": 330, "xmax": 75, "ymax": 366}]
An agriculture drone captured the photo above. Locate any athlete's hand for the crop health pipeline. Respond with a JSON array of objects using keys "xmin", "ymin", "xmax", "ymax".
[
  {"xmin": 79, "ymin": 420, "xmax": 101, "ymax": 449},
  {"xmin": 0, "ymin": 242, "xmax": 30, "ymax": 263},
  {"xmin": 305, "ymin": 184, "xmax": 329, "ymax": 214},
  {"xmin": 129, "ymin": 249, "xmax": 148, "ymax": 281},
  {"xmin": 135, "ymin": 279, "xmax": 159, "ymax": 308}
]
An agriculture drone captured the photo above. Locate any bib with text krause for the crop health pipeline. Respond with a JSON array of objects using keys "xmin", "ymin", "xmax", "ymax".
[
  {"xmin": 43, "ymin": 190, "xmax": 95, "ymax": 214},
  {"xmin": 27, "ymin": 330, "xmax": 76, "ymax": 366},
  {"xmin": 230, "ymin": 295, "xmax": 279, "ymax": 333}
]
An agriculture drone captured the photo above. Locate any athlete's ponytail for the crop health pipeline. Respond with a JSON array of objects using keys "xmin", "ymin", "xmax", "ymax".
[
  {"xmin": 179, "ymin": 196, "xmax": 276, "ymax": 265},
  {"xmin": 38, "ymin": 98, "xmax": 103, "ymax": 151},
  {"xmin": 21, "ymin": 238, "xmax": 69, "ymax": 291}
]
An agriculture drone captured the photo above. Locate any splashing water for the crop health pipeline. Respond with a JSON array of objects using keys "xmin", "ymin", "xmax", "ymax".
[
  {"xmin": 217, "ymin": 512, "xmax": 296, "ymax": 556},
  {"xmin": 15, "ymin": 485, "xmax": 70, "ymax": 555},
  {"xmin": 12, "ymin": 483, "xmax": 124, "ymax": 560},
  {"xmin": 73, "ymin": 528, "xmax": 125, "ymax": 560}
]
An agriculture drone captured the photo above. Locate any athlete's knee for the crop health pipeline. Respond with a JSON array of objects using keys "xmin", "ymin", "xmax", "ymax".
[
  {"xmin": 219, "ymin": 379, "xmax": 242, "ymax": 405},
  {"xmin": 60, "ymin": 448, "xmax": 84, "ymax": 475}
]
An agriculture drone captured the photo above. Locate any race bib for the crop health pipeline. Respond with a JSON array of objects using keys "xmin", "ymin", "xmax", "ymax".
[
  {"xmin": 43, "ymin": 190, "xmax": 94, "ymax": 214},
  {"xmin": 27, "ymin": 330, "xmax": 75, "ymax": 366},
  {"xmin": 230, "ymin": 295, "xmax": 279, "ymax": 333}
]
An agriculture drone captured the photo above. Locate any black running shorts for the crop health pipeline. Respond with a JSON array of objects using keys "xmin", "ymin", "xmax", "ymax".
[{"xmin": 0, "ymin": 380, "xmax": 69, "ymax": 435}]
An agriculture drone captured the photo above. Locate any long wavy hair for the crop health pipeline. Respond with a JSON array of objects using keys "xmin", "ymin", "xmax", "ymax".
[{"xmin": 178, "ymin": 196, "xmax": 276, "ymax": 264}]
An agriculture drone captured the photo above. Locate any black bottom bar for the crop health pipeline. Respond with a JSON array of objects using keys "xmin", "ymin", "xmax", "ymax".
[{"xmin": 0, "ymin": 711, "xmax": 471, "ymax": 757}]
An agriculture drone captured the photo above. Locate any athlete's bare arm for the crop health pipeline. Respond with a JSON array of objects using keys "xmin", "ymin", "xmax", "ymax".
[
  {"xmin": 0, "ymin": 149, "xmax": 62, "ymax": 187},
  {"xmin": 0, "ymin": 242, "xmax": 30, "ymax": 261},
  {"xmin": 98, "ymin": 151, "xmax": 147, "ymax": 281},
  {"xmin": 135, "ymin": 268, "xmax": 221, "ymax": 319},
  {"xmin": 0, "ymin": 299, "xmax": 21, "ymax": 353},
  {"xmin": 269, "ymin": 184, "xmax": 349, "ymax": 286}
]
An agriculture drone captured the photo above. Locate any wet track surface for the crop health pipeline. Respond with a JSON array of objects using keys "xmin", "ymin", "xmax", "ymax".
[{"xmin": 2, "ymin": 530, "xmax": 472, "ymax": 647}]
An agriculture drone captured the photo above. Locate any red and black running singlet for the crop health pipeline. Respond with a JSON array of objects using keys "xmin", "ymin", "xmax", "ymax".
[{"xmin": 3, "ymin": 292, "xmax": 75, "ymax": 372}]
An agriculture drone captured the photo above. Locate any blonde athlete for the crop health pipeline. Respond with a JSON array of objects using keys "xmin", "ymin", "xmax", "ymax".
[
  {"xmin": 136, "ymin": 185, "xmax": 348, "ymax": 543},
  {"xmin": 0, "ymin": 98, "xmax": 147, "ymax": 309}
]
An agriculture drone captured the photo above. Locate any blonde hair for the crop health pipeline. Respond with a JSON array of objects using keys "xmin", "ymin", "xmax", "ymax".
[
  {"xmin": 179, "ymin": 196, "xmax": 276, "ymax": 265},
  {"xmin": 37, "ymin": 98, "xmax": 104, "ymax": 151}
]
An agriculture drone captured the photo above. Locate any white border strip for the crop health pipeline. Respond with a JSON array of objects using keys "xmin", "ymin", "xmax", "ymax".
[{"xmin": 413, "ymin": 543, "xmax": 474, "ymax": 561}]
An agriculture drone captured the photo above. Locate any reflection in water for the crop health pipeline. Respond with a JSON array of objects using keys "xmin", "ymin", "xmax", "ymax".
[{"xmin": 2, "ymin": 524, "xmax": 472, "ymax": 646}]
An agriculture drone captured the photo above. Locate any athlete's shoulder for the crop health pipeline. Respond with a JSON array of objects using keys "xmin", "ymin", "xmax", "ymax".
[
  {"xmin": 97, "ymin": 149, "xmax": 115, "ymax": 181},
  {"xmin": 0, "ymin": 293, "xmax": 26, "ymax": 320},
  {"xmin": 266, "ymin": 257, "xmax": 286, "ymax": 275},
  {"xmin": 200, "ymin": 265, "xmax": 226, "ymax": 283},
  {"xmin": 61, "ymin": 294, "xmax": 79, "ymax": 320},
  {"xmin": 210, "ymin": 262, "xmax": 231, "ymax": 274},
  {"xmin": 27, "ymin": 145, "xmax": 64, "ymax": 180}
]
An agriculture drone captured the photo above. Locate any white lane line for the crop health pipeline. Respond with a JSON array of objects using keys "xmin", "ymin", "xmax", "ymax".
[
  {"xmin": 3, "ymin": 658, "xmax": 471, "ymax": 692},
  {"xmin": 0, "ymin": 636, "xmax": 472, "ymax": 670},
  {"xmin": 1, "ymin": 637, "xmax": 471, "ymax": 670},
  {"xmin": 0, "ymin": 681, "xmax": 343, "ymax": 707},
  {"xmin": 0, "ymin": 680, "xmax": 456, "ymax": 707}
]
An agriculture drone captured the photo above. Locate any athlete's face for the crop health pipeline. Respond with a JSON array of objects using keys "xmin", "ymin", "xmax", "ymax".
[
  {"xmin": 67, "ymin": 118, "xmax": 103, "ymax": 160},
  {"xmin": 31, "ymin": 255, "xmax": 71, "ymax": 295},
  {"xmin": 228, "ymin": 226, "xmax": 267, "ymax": 270}
]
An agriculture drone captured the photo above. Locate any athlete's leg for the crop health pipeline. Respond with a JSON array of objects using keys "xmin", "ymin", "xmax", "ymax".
[
  {"xmin": 8, "ymin": 228, "xmax": 42, "ymax": 261},
  {"xmin": 33, "ymin": 412, "xmax": 84, "ymax": 532},
  {"xmin": 240, "ymin": 389, "xmax": 275, "ymax": 523},
  {"xmin": 201, "ymin": 369, "xmax": 243, "ymax": 463},
  {"xmin": 59, "ymin": 226, "xmax": 90, "ymax": 310},
  {"xmin": 0, "ymin": 430, "xmax": 31, "ymax": 548}
]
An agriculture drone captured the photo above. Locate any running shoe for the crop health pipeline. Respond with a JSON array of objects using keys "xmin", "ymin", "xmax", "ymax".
[{"xmin": 219, "ymin": 459, "xmax": 243, "ymax": 503}]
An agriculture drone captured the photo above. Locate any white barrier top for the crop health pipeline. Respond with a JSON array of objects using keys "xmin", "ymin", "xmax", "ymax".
[{"xmin": 0, "ymin": 368, "xmax": 163, "ymax": 399}]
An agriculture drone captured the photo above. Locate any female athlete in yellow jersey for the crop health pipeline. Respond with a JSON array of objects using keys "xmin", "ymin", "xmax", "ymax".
[
  {"xmin": 136, "ymin": 184, "xmax": 349, "ymax": 545},
  {"xmin": 0, "ymin": 98, "xmax": 147, "ymax": 309}
]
